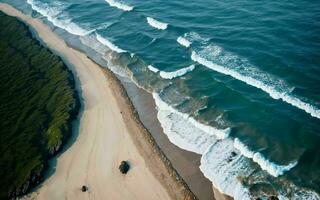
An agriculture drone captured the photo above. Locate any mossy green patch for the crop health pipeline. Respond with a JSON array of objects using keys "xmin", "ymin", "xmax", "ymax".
[{"xmin": 0, "ymin": 12, "xmax": 80, "ymax": 199}]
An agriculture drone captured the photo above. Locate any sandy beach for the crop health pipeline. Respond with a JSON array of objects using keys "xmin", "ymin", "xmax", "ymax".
[{"xmin": 0, "ymin": 3, "xmax": 196, "ymax": 200}]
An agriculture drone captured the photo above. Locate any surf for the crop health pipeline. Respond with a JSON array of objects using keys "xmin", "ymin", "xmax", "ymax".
[
  {"xmin": 191, "ymin": 51, "xmax": 320, "ymax": 119},
  {"xmin": 26, "ymin": 0, "xmax": 93, "ymax": 36},
  {"xmin": 159, "ymin": 65, "xmax": 195, "ymax": 79},
  {"xmin": 105, "ymin": 0, "xmax": 133, "ymax": 11},
  {"xmin": 96, "ymin": 33, "xmax": 126, "ymax": 53},
  {"xmin": 146, "ymin": 17, "xmax": 168, "ymax": 30},
  {"xmin": 177, "ymin": 36, "xmax": 191, "ymax": 48}
]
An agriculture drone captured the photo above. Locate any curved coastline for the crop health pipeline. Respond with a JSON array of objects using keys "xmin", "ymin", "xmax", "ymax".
[{"xmin": 0, "ymin": 3, "xmax": 197, "ymax": 200}]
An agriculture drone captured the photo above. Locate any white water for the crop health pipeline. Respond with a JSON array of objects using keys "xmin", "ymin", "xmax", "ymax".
[
  {"xmin": 152, "ymin": 93, "xmax": 231, "ymax": 143},
  {"xmin": 146, "ymin": 17, "xmax": 168, "ymax": 30},
  {"xmin": 105, "ymin": 0, "xmax": 133, "ymax": 11},
  {"xmin": 152, "ymin": 93, "xmax": 254, "ymax": 198},
  {"xmin": 159, "ymin": 65, "xmax": 195, "ymax": 79},
  {"xmin": 191, "ymin": 51, "xmax": 320, "ymax": 119},
  {"xmin": 200, "ymin": 140, "xmax": 254, "ymax": 200},
  {"xmin": 152, "ymin": 93, "xmax": 318, "ymax": 199},
  {"xmin": 96, "ymin": 33, "xmax": 126, "ymax": 53},
  {"xmin": 234, "ymin": 138, "xmax": 298, "ymax": 177},
  {"xmin": 148, "ymin": 65, "xmax": 160, "ymax": 73},
  {"xmin": 27, "ymin": 0, "xmax": 93, "ymax": 36},
  {"xmin": 177, "ymin": 36, "xmax": 191, "ymax": 48}
]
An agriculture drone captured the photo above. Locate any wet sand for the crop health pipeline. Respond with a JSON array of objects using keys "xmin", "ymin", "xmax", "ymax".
[{"xmin": 122, "ymin": 81, "xmax": 215, "ymax": 200}]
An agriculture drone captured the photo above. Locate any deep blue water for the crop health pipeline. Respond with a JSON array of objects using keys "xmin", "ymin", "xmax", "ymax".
[{"xmin": 2, "ymin": 0, "xmax": 319, "ymax": 199}]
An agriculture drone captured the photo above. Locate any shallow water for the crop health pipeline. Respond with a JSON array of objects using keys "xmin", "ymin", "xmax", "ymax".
[{"xmin": 3, "ymin": 0, "xmax": 320, "ymax": 199}]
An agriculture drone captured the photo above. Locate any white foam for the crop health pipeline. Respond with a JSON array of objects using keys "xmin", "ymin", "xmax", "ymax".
[
  {"xmin": 105, "ymin": 0, "xmax": 133, "ymax": 11},
  {"xmin": 191, "ymin": 51, "xmax": 320, "ymax": 119},
  {"xmin": 148, "ymin": 65, "xmax": 159, "ymax": 73},
  {"xmin": 152, "ymin": 92, "xmax": 318, "ymax": 199},
  {"xmin": 159, "ymin": 65, "xmax": 195, "ymax": 79},
  {"xmin": 177, "ymin": 36, "xmax": 191, "ymax": 48},
  {"xmin": 234, "ymin": 138, "xmax": 298, "ymax": 177},
  {"xmin": 27, "ymin": 0, "xmax": 93, "ymax": 36},
  {"xmin": 291, "ymin": 189, "xmax": 320, "ymax": 200},
  {"xmin": 96, "ymin": 33, "xmax": 126, "ymax": 53},
  {"xmin": 146, "ymin": 17, "xmax": 168, "ymax": 30},
  {"xmin": 200, "ymin": 139, "xmax": 253, "ymax": 200},
  {"xmin": 153, "ymin": 93, "xmax": 230, "ymax": 150},
  {"xmin": 184, "ymin": 32, "xmax": 210, "ymax": 43}
]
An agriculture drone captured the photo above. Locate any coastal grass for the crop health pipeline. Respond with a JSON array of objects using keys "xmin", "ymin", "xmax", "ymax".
[{"xmin": 0, "ymin": 12, "xmax": 79, "ymax": 199}]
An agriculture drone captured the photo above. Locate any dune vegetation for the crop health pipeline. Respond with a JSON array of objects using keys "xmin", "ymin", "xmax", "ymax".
[{"xmin": 0, "ymin": 12, "xmax": 80, "ymax": 199}]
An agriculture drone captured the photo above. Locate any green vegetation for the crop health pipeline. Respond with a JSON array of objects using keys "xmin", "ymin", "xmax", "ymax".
[{"xmin": 0, "ymin": 12, "xmax": 80, "ymax": 199}]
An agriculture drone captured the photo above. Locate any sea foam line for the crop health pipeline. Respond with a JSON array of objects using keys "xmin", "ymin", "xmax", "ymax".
[
  {"xmin": 96, "ymin": 33, "xmax": 126, "ymax": 53},
  {"xmin": 27, "ymin": 0, "xmax": 93, "ymax": 36},
  {"xmin": 152, "ymin": 98, "xmax": 253, "ymax": 199},
  {"xmin": 147, "ymin": 17, "xmax": 168, "ymax": 30},
  {"xmin": 159, "ymin": 65, "xmax": 195, "ymax": 79},
  {"xmin": 153, "ymin": 92, "xmax": 303, "ymax": 200},
  {"xmin": 153, "ymin": 93, "xmax": 230, "ymax": 141},
  {"xmin": 234, "ymin": 138, "xmax": 298, "ymax": 177},
  {"xmin": 148, "ymin": 65, "xmax": 159, "ymax": 73},
  {"xmin": 177, "ymin": 36, "xmax": 191, "ymax": 48},
  {"xmin": 105, "ymin": 0, "xmax": 133, "ymax": 11},
  {"xmin": 200, "ymin": 139, "xmax": 253, "ymax": 199},
  {"xmin": 191, "ymin": 51, "xmax": 320, "ymax": 119}
]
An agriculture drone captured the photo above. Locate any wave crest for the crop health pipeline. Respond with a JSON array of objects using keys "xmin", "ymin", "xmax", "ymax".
[
  {"xmin": 234, "ymin": 138, "xmax": 298, "ymax": 177},
  {"xmin": 191, "ymin": 51, "xmax": 320, "ymax": 119},
  {"xmin": 105, "ymin": 0, "xmax": 133, "ymax": 11},
  {"xmin": 148, "ymin": 65, "xmax": 159, "ymax": 73},
  {"xmin": 159, "ymin": 65, "xmax": 195, "ymax": 79},
  {"xmin": 147, "ymin": 17, "xmax": 168, "ymax": 30},
  {"xmin": 96, "ymin": 33, "xmax": 126, "ymax": 53},
  {"xmin": 177, "ymin": 36, "xmax": 191, "ymax": 48},
  {"xmin": 27, "ymin": 0, "xmax": 93, "ymax": 36}
]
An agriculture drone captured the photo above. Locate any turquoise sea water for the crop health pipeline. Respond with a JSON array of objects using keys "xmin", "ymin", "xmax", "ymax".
[{"xmin": 3, "ymin": 0, "xmax": 319, "ymax": 199}]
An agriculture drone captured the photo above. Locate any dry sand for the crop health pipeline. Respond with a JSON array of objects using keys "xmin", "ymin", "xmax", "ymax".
[{"xmin": 0, "ymin": 3, "xmax": 196, "ymax": 200}]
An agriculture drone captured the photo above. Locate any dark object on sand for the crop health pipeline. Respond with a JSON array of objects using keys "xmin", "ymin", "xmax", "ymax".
[
  {"xmin": 81, "ymin": 185, "xmax": 88, "ymax": 192},
  {"xmin": 256, "ymin": 196, "xmax": 279, "ymax": 200},
  {"xmin": 119, "ymin": 161, "xmax": 130, "ymax": 174}
]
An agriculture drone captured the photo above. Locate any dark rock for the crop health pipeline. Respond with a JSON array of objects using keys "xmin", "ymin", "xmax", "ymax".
[
  {"xmin": 231, "ymin": 151, "xmax": 237, "ymax": 157},
  {"xmin": 268, "ymin": 196, "xmax": 279, "ymax": 200},
  {"xmin": 81, "ymin": 185, "xmax": 88, "ymax": 192},
  {"xmin": 119, "ymin": 161, "xmax": 130, "ymax": 174}
]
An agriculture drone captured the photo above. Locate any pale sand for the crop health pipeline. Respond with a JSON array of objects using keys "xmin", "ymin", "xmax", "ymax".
[{"xmin": 0, "ymin": 3, "xmax": 195, "ymax": 200}]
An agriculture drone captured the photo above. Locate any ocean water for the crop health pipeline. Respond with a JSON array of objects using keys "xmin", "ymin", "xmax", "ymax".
[{"xmin": 3, "ymin": 0, "xmax": 320, "ymax": 199}]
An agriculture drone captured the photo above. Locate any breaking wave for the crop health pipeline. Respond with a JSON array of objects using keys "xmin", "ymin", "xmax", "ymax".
[
  {"xmin": 159, "ymin": 65, "xmax": 195, "ymax": 79},
  {"xmin": 148, "ymin": 65, "xmax": 160, "ymax": 73},
  {"xmin": 152, "ymin": 93, "xmax": 317, "ymax": 199},
  {"xmin": 27, "ymin": 0, "xmax": 93, "ymax": 36},
  {"xmin": 96, "ymin": 33, "xmax": 126, "ymax": 53},
  {"xmin": 234, "ymin": 138, "xmax": 298, "ymax": 177},
  {"xmin": 146, "ymin": 17, "xmax": 168, "ymax": 30},
  {"xmin": 191, "ymin": 50, "xmax": 320, "ymax": 119},
  {"xmin": 105, "ymin": 0, "xmax": 133, "ymax": 11},
  {"xmin": 153, "ymin": 92, "xmax": 230, "ymax": 154},
  {"xmin": 177, "ymin": 36, "xmax": 191, "ymax": 48}
]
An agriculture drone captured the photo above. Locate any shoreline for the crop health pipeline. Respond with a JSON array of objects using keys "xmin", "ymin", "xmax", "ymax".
[
  {"xmin": 120, "ymin": 77, "xmax": 233, "ymax": 200},
  {"xmin": 0, "ymin": 3, "xmax": 196, "ymax": 200}
]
